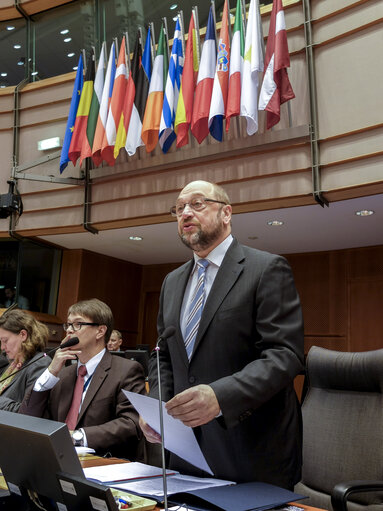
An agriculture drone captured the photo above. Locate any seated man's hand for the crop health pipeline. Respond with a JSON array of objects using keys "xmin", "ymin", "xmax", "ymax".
[{"xmin": 139, "ymin": 416, "xmax": 161, "ymax": 444}]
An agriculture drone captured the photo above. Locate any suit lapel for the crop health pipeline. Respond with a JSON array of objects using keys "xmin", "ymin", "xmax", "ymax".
[
  {"xmin": 191, "ymin": 239, "xmax": 245, "ymax": 360},
  {"xmin": 76, "ymin": 351, "xmax": 110, "ymax": 425}
]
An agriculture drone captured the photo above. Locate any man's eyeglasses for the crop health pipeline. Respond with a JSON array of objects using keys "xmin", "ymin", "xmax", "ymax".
[
  {"xmin": 170, "ymin": 197, "xmax": 227, "ymax": 217},
  {"xmin": 63, "ymin": 322, "xmax": 99, "ymax": 332}
]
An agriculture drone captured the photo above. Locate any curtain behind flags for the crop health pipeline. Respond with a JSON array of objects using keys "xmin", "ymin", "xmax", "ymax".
[
  {"xmin": 60, "ymin": 54, "xmax": 84, "ymax": 173},
  {"xmin": 259, "ymin": 0, "xmax": 295, "ymax": 129}
]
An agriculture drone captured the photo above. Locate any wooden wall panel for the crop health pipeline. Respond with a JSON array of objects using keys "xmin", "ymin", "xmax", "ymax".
[{"xmin": 57, "ymin": 248, "xmax": 142, "ymax": 345}]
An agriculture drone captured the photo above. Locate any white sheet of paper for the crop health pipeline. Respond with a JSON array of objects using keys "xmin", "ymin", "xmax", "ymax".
[
  {"xmin": 84, "ymin": 461, "xmax": 176, "ymax": 483},
  {"xmin": 123, "ymin": 390, "xmax": 213, "ymax": 476},
  {"xmin": 112, "ymin": 473, "xmax": 233, "ymax": 497}
]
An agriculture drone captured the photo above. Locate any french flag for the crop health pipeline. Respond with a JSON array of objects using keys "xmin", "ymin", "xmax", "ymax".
[{"xmin": 191, "ymin": 7, "xmax": 217, "ymax": 144}]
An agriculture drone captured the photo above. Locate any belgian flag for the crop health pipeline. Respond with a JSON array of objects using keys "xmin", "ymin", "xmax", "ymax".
[{"xmin": 68, "ymin": 50, "xmax": 95, "ymax": 167}]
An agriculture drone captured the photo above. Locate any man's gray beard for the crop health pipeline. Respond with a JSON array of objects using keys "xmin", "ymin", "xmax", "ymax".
[{"xmin": 179, "ymin": 222, "xmax": 223, "ymax": 252}]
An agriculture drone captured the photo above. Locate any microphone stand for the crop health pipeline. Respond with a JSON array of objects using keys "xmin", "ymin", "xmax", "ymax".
[{"xmin": 155, "ymin": 340, "xmax": 168, "ymax": 511}]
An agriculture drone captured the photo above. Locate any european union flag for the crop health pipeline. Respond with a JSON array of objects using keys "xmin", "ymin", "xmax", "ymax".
[{"xmin": 60, "ymin": 54, "xmax": 84, "ymax": 173}]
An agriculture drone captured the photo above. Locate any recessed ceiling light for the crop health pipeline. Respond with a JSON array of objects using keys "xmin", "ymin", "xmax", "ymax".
[
  {"xmin": 267, "ymin": 220, "xmax": 284, "ymax": 226},
  {"xmin": 17, "ymin": 59, "xmax": 25, "ymax": 66},
  {"xmin": 60, "ymin": 29, "xmax": 69, "ymax": 35},
  {"xmin": 129, "ymin": 236, "xmax": 143, "ymax": 241},
  {"xmin": 1, "ymin": 73, "xmax": 7, "ymax": 77},
  {"xmin": 173, "ymin": 15, "xmax": 178, "ymax": 21},
  {"xmin": 31, "ymin": 71, "xmax": 38, "ymax": 76},
  {"xmin": 67, "ymin": 53, "xmax": 75, "ymax": 57},
  {"xmin": 14, "ymin": 44, "xmax": 21, "ymax": 49},
  {"xmin": 0, "ymin": 85, "xmax": 6, "ymax": 89},
  {"xmin": 355, "ymin": 209, "xmax": 374, "ymax": 217},
  {"xmin": 170, "ymin": 3, "xmax": 178, "ymax": 10},
  {"xmin": 73, "ymin": 66, "xmax": 78, "ymax": 71},
  {"xmin": 63, "ymin": 37, "xmax": 72, "ymax": 43},
  {"xmin": 6, "ymin": 26, "xmax": 15, "ymax": 31}
]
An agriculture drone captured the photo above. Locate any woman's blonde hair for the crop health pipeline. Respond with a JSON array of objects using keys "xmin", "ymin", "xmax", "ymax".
[{"xmin": 0, "ymin": 309, "xmax": 49, "ymax": 360}]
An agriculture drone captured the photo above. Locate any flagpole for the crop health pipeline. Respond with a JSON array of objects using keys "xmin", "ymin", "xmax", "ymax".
[
  {"xmin": 179, "ymin": 10, "xmax": 185, "ymax": 59},
  {"xmin": 124, "ymin": 31, "xmax": 131, "ymax": 72},
  {"xmin": 162, "ymin": 17, "xmax": 170, "ymax": 62},
  {"xmin": 149, "ymin": 22, "xmax": 156, "ymax": 65},
  {"xmin": 193, "ymin": 6, "xmax": 201, "ymax": 64},
  {"xmin": 210, "ymin": 0, "xmax": 218, "ymax": 52},
  {"xmin": 227, "ymin": 0, "xmax": 232, "ymax": 42},
  {"xmin": 82, "ymin": 48, "xmax": 87, "ymax": 73},
  {"xmin": 241, "ymin": 0, "xmax": 247, "ymax": 32}
]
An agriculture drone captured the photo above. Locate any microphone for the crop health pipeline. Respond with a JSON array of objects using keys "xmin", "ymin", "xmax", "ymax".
[
  {"xmin": 0, "ymin": 337, "xmax": 80, "ymax": 384},
  {"xmin": 154, "ymin": 325, "xmax": 175, "ymax": 511}
]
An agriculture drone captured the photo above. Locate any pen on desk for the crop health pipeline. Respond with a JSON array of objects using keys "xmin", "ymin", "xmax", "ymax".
[{"xmin": 117, "ymin": 497, "xmax": 132, "ymax": 509}]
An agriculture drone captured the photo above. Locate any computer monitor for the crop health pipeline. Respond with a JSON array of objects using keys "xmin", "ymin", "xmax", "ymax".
[
  {"xmin": 110, "ymin": 349, "xmax": 149, "ymax": 376},
  {"xmin": 0, "ymin": 410, "xmax": 84, "ymax": 507},
  {"xmin": 124, "ymin": 349, "xmax": 149, "ymax": 376}
]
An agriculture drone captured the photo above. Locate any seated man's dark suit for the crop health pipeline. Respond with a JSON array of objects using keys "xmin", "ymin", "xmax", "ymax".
[{"xmin": 19, "ymin": 350, "xmax": 145, "ymax": 460}]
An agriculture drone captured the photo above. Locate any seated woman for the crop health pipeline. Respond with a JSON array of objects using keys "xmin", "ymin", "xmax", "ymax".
[{"xmin": 0, "ymin": 309, "xmax": 51, "ymax": 412}]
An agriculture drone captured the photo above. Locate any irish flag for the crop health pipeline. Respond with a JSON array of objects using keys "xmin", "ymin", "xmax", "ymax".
[
  {"xmin": 259, "ymin": 0, "xmax": 295, "ymax": 129},
  {"xmin": 142, "ymin": 25, "xmax": 168, "ymax": 153}
]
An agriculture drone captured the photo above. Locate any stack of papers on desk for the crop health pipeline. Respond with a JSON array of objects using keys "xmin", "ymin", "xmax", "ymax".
[{"xmin": 84, "ymin": 461, "xmax": 176, "ymax": 484}]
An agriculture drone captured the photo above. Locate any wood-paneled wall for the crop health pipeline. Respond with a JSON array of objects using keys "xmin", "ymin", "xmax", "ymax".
[
  {"xmin": 56, "ymin": 245, "xmax": 383, "ymax": 354},
  {"xmin": 57, "ymin": 249, "xmax": 142, "ymax": 347}
]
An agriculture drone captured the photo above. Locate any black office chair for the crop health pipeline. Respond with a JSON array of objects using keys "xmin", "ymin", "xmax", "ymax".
[{"xmin": 295, "ymin": 346, "xmax": 383, "ymax": 511}]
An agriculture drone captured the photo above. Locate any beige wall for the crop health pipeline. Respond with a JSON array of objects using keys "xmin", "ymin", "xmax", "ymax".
[{"xmin": 0, "ymin": 0, "xmax": 382, "ymax": 239}]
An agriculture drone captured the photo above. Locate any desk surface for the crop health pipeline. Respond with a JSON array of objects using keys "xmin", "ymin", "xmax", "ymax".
[
  {"xmin": 1, "ymin": 455, "xmax": 324, "ymax": 511},
  {"xmin": 79, "ymin": 455, "xmax": 324, "ymax": 511}
]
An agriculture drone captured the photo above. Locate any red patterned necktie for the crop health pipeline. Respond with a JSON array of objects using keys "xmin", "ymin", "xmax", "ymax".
[{"xmin": 65, "ymin": 365, "xmax": 87, "ymax": 430}]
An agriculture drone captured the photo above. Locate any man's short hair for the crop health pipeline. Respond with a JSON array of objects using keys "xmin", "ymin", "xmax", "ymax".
[
  {"xmin": 211, "ymin": 183, "xmax": 230, "ymax": 205},
  {"xmin": 68, "ymin": 298, "xmax": 114, "ymax": 343},
  {"xmin": 111, "ymin": 329, "xmax": 122, "ymax": 340}
]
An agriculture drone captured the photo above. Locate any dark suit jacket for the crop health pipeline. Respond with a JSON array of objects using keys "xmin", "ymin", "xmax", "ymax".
[
  {"xmin": 0, "ymin": 352, "xmax": 51, "ymax": 412},
  {"xmin": 19, "ymin": 350, "xmax": 146, "ymax": 460},
  {"xmin": 149, "ymin": 238, "xmax": 304, "ymax": 488}
]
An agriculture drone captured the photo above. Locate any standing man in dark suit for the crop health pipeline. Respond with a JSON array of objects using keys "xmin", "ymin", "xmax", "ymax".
[
  {"xmin": 140, "ymin": 180, "xmax": 304, "ymax": 489},
  {"xmin": 19, "ymin": 298, "xmax": 145, "ymax": 460}
]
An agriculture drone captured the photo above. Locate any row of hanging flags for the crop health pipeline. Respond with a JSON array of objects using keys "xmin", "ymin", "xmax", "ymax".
[{"xmin": 59, "ymin": 0, "xmax": 295, "ymax": 173}]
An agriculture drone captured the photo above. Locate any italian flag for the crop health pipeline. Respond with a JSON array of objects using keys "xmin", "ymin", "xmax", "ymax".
[{"xmin": 226, "ymin": 0, "xmax": 244, "ymax": 132}]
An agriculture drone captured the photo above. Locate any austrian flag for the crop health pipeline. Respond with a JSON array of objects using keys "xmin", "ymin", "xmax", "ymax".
[{"xmin": 259, "ymin": 0, "xmax": 295, "ymax": 129}]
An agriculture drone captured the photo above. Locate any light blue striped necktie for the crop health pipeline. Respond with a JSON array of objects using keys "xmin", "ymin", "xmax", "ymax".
[{"xmin": 184, "ymin": 259, "xmax": 209, "ymax": 360}]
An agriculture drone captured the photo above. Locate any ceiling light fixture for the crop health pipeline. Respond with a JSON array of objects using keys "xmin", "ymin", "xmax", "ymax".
[
  {"xmin": 1, "ymin": 73, "xmax": 7, "ymax": 77},
  {"xmin": 170, "ymin": 3, "xmax": 178, "ymax": 10},
  {"xmin": 67, "ymin": 53, "xmax": 75, "ymax": 57},
  {"xmin": 63, "ymin": 37, "xmax": 72, "ymax": 43},
  {"xmin": 60, "ymin": 29, "xmax": 69, "ymax": 34},
  {"xmin": 73, "ymin": 66, "xmax": 78, "ymax": 71},
  {"xmin": 129, "ymin": 236, "xmax": 143, "ymax": 241},
  {"xmin": 6, "ymin": 26, "xmax": 15, "ymax": 31},
  {"xmin": 31, "ymin": 71, "xmax": 38, "ymax": 76},
  {"xmin": 355, "ymin": 209, "xmax": 374, "ymax": 217},
  {"xmin": 14, "ymin": 44, "xmax": 21, "ymax": 49},
  {"xmin": 267, "ymin": 220, "xmax": 284, "ymax": 226}
]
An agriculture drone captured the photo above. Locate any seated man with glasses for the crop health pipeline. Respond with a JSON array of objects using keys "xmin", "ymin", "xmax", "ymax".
[{"xmin": 19, "ymin": 298, "xmax": 146, "ymax": 461}]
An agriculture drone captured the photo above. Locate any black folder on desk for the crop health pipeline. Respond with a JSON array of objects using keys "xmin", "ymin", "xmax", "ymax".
[{"xmin": 168, "ymin": 481, "xmax": 307, "ymax": 511}]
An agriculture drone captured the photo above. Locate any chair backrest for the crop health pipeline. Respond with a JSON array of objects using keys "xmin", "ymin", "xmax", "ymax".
[{"xmin": 295, "ymin": 346, "xmax": 383, "ymax": 511}]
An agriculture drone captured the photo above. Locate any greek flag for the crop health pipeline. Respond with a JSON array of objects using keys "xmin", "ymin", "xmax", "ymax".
[{"xmin": 159, "ymin": 18, "xmax": 184, "ymax": 153}]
